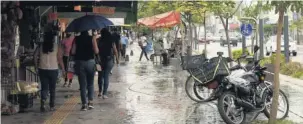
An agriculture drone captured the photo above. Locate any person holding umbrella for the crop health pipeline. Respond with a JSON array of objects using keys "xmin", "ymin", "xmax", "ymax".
[
  {"xmin": 71, "ymin": 30, "xmax": 99, "ymax": 111},
  {"xmin": 66, "ymin": 15, "xmax": 113, "ymax": 111}
]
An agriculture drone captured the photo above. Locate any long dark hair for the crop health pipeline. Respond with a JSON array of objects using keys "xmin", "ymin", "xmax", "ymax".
[
  {"xmin": 80, "ymin": 31, "xmax": 89, "ymax": 36},
  {"xmin": 100, "ymin": 28, "xmax": 112, "ymax": 42},
  {"xmin": 42, "ymin": 31, "xmax": 55, "ymax": 54}
]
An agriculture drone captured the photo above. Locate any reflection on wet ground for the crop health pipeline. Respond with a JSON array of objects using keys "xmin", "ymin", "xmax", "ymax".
[
  {"xmin": 110, "ymin": 47, "xmax": 225, "ymax": 124},
  {"xmin": 111, "ymin": 45, "xmax": 303, "ymax": 124}
]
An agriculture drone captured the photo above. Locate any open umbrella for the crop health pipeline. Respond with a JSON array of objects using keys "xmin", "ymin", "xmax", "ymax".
[{"xmin": 66, "ymin": 15, "xmax": 113, "ymax": 32}]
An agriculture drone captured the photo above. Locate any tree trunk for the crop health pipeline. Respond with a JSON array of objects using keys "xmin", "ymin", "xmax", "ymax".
[
  {"xmin": 297, "ymin": 28, "xmax": 300, "ymax": 45},
  {"xmin": 188, "ymin": 14, "xmax": 193, "ymax": 56},
  {"xmin": 219, "ymin": 16, "xmax": 233, "ymax": 67},
  {"xmin": 204, "ymin": 12, "xmax": 207, "ymax": 56},
  {"xmin": 251, "ymin": 34, "xmax": 255, "ymax": 53},
  {"xmin": 194, "ymin": 24, "xmax": 198, "ymax": 50},
  {"xmin": 268, "ymin": 9, "xmax": 284, "ymax": 124}
]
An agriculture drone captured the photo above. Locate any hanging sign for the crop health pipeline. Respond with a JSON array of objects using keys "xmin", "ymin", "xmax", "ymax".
[
  {"xmin": 93, "ymin": 6, "xmax": 115, "ymax": 15},
  {"xmin": 74, "ymin": 5, "xmax": 81, "ymax": 11},
  {"xmin": 48, "ymin": 12, "xmax": 58, "ymax": 21}
]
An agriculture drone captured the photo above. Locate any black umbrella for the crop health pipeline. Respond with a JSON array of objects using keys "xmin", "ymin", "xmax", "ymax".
[{"xmin": 66, "ymin": 15, "xmax": 113, "ymax": 32}]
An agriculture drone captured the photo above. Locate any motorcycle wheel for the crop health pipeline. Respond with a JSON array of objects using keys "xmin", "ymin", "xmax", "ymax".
[
  {"xmin": 218, "ymin": 91, "xmax": 246, "ymax": 124},
  {"xmin": 185, "ymin": 76, "xmax": 213, "ymax": 102},
  {"xmin": 263, "ymin": 89, "xmax": 289, "ymax": 120},
  {"xmin": 193, "ymin": 82, "xmax": 216, "ymax": 102}
]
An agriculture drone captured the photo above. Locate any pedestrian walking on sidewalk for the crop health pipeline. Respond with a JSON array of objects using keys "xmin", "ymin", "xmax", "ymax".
[
  {"xmin": 36, "ymin": 25, "xmax": 65, "ymax": 112},
  {"xmin": 71, "ymin": 30, "xmax": 99, "ymax": 111},
  {"xmin": 121, "ymin": 33, "xmax": 128, "ymax": 58},
  {"xmin": 61, "ymin": 33, "xmax": 75, "ymax": 87},
  {"xmin": 97, "ymin": 28, "xmax": 119, "ymax": 99},
  {"xmin": 139, "ymin": 33, "xmax": 149, "ymax": 61},
  {"xmin": 112, "ymin": 28, "xmax": 121, "ymax": 61}
]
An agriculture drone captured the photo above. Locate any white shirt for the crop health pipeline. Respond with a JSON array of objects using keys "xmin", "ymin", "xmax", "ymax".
[
  {"xmin": 39, "ymin": 43, "xmax": 58, "ymax": 70},
  {"xmin": 140, "ymin": 36, "xmax": 147, "ymax": 46}
]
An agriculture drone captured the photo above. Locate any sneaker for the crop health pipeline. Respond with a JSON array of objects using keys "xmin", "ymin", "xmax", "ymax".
[
  {"xmin": 98, "ymin": 93, "xmax": 102, "ymax": 98},
  {"xmin": 40, "ymin": 106, "xmax": 46, "ymax": 112},
  {"xmin": 67, "ymin": 82, "xmax": 72, "ymax": 88},
  {"xmin": 62, "ymin": 83, "xmax": 67, "ymax": 87},
  {"xmin": 50, "ymin": 107, "xmax": 56, "ymax": 111},
  {"xmin": 103, "ymin": 95, "xmax": 108, "ymax": 99},
  {"xmin": 88, "ymin": 103, "xmax": 94, "ymax": 110},
  {"xmin": 81, "ymin": 105, "xmax": 87, "ymax": 111}
]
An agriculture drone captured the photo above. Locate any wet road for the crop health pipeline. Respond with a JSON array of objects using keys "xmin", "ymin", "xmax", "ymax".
[{"xmin": 194, "ymin": 42, "xmax": 303, "ymax": 64}]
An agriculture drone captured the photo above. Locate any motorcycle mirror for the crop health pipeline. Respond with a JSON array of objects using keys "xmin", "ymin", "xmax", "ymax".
[
  {"xmin": 254, "ymin": 45, "xmax": 259, "ymax": 53},
  {"xmin": 241, "ymin": 54, "xmax": 247, "ymax": 58},
  {"xmin": 217, "ymin": 52, "xmax": 223, "ymax": 56},
  {"xmin": 226, "ymin": 57, "xmax": 233, "ymax": 62}
]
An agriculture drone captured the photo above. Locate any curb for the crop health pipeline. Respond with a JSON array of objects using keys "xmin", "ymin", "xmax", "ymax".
[{"xmin": 265, "ymin": 70, "xmax": 303, "ymax": 87}]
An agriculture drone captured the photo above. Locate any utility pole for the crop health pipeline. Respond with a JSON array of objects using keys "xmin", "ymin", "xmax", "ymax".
[{"xmin": 284, "ymin": 15, "xmax": 290, "ymax": 63}]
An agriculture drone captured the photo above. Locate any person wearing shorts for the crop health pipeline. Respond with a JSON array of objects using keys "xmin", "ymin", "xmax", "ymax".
[{"xmin": 61, "ymin": 33, "xmax": 75, "ymax": 87}]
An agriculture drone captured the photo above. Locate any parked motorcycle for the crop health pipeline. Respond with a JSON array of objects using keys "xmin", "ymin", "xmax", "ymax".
[
  {"xmin": 183, "ymin": 52, "xmax": 247, "ymax": 103},
  {"xmin": 216, "ymin": 46, "xmax": 289, "ymax": 124}
]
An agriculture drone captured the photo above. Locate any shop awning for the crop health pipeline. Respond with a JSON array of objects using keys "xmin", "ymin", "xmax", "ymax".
[{"xmin": 137, "ymin": 11, "xmax": 181, "ymax": 29}]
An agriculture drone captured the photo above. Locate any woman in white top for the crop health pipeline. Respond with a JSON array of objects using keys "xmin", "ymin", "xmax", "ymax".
[
  {"xmin": 37, "ymin": 26, "xmax": 64, "ymax": 112},
  {"xmin": 138, "ymin": 33, "xmax": 149, "ymax": 61}
]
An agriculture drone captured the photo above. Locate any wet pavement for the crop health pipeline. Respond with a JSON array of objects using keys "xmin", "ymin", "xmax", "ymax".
[{"xmin": 2, "ymin": 42, "xmax": 303, "ymax": 124}]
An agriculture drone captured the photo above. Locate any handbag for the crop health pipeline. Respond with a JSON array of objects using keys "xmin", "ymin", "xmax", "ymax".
[{"xmin": 94, "ymin": 54, "xmax": 102, "ymax": 71}]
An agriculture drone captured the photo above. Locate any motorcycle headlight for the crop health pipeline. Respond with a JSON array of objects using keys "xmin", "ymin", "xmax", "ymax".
[{"xmin": 260, "ymin": 76, "xmax": 265, "ymax": 81}]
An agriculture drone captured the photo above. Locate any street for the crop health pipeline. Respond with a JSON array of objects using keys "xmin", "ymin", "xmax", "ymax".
[
  {"xmin": 2, "ymin": 42, "xmax": 303, "ymax": 124},
  {"xmin": 193, "ymin": 42, "xmax": 303, "ymax": 64}
]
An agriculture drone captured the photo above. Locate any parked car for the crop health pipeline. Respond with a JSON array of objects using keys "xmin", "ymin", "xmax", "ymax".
[
  {"xmin": 199, "ymin": 37, "xmax": 210, "ymax": 44},
  {"xmin": 208, "ymin": 35, "xmax": 221, "ymax": 42},
  {"xmin": 265, "ymin": 35, "xmax": 297, "ymax": 56},
  {"xmin": 220, "ymin": 35, "xmax": 241, "ymax": 46}
]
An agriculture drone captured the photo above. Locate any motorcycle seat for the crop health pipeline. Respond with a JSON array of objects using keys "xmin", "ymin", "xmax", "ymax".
[{"xmin": 229, "ymin": 65, "xmax": 242, "ymax": 71}]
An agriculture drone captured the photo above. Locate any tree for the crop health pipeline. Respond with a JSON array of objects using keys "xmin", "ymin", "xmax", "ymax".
[
  {"xmin": 242, "ymin": 1, "xmax": 273, "ymax": 52},
  {"xmin": 207, "ymin": 1, "xmax": 243, "ymax": 66},
  {"xmin": 268, "ymin": 1, "xmax": 303, "ymax": 124}
]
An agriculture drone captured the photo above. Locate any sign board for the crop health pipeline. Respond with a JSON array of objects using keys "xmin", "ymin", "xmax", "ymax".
[
  {"xmin": 48, "ymin": 12, "xmax": 58, "ymax": 21},
  {"xmin": 93, "ymin": 6, "xmax": 115, "ymax": 15},
  {"xmin": 108, "ymin": 18, "xmax": 124, "ymax": 25},
  {"xmin": 240, "ymin": 24, "xmax": 253, "ymax": 36}
]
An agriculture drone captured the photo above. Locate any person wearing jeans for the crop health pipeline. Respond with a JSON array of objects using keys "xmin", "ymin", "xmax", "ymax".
[
  {"xmin": 38, "ymin": 69, "xmax": 58, "ymax": 111},
  {"xmin": 36, "ymin": 26, "xmax": 65, "ymax": 112},
  {"xmin": 97, "ymin": 28, "xmax": 119, "ymax": 99},
  {"xmin": 121, "ymin": 34, "xmax": 128, "ymax": 58},
  {"xmin": 98, "ymin": 56, "xmax": 114, "ymax": 98},
  {"xmin": 72, "ymin": 31, "xmax": 99, "ymax": 111},
  {"xmin": 76, "ymin": 59, "xmax": 95, "ymax": 106}
]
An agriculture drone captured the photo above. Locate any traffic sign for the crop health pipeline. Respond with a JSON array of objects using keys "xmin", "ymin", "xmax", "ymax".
[{"xmin": 240, "ymin": 24, "xmax": 253, "ymax": 36}]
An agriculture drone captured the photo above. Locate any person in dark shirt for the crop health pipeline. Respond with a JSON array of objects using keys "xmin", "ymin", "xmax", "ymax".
[
  {"xmin": 97, "ymin": 28, "xmax": 119, "ymax": 99},
  {"xmin": 111, "ymin": 28, "xmax": 121, "ymax": 60},
  {"xmin": 71, "ymin": 30, "xmax": 99, "ymax": 111}
]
